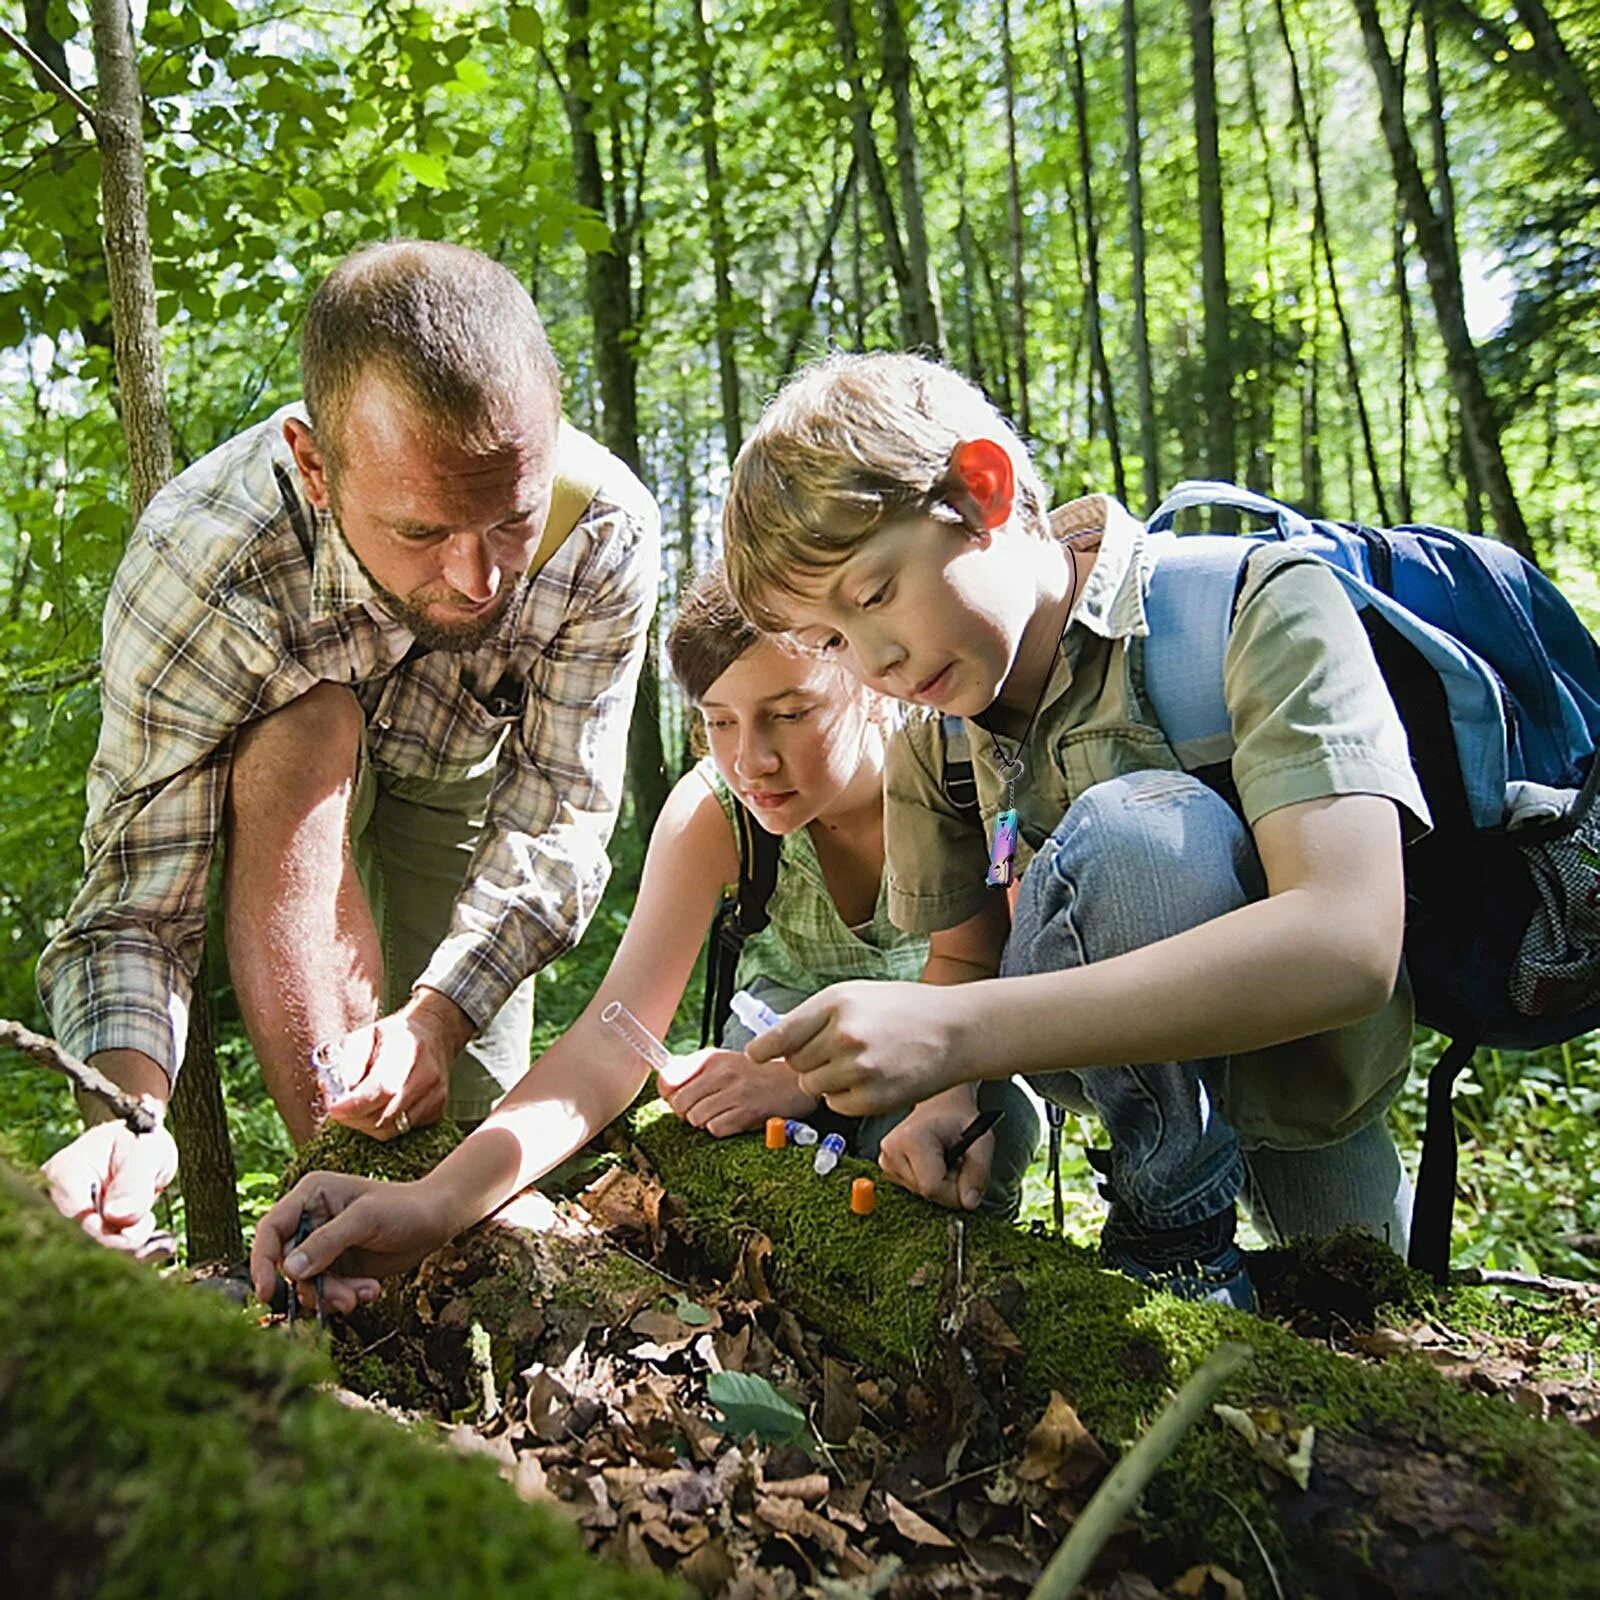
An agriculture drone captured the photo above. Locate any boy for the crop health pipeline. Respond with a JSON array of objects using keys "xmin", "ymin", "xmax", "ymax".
[{"xmin": 721, "ymin": 352, "xmax": 1426, "ymax": 1309}]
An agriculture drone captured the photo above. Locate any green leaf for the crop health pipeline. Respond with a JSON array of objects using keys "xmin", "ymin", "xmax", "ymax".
[
  {"xmin": 571, "ymin": 214, "xmax": 613, "ymax": 254},
  {"xmin": 286, "ymin": 185, "xmax": 324, "ymax": 219},
  {"xmin": 346, "ymin": 101, "xmax": 381, "ymax": 132},
  {"xmin": 673, "ymin": 1295, "xmax": 712, "ymax": 1326},
  {"xmin": 705, "ymin": 1371, "xmax": 809, "ymax": 1447},
  {"xmin": 508, "ymin": 6, "xmax": 544, "ymax": 49},
  {"xmin": 395, "ymin": 149, "xmax": 448, "ymax": 189},
  {"xmin": 453, "ymin": 58, "xmax": 491, "ymax": 92}
]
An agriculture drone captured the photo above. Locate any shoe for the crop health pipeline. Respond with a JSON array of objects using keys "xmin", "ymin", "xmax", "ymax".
[{"xmin": 1100, "ymin": 1204, "xmax": 1255, "ymax": 1312}]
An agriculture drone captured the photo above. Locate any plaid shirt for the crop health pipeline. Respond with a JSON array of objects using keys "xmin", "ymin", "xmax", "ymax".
[{"xmin": 37, "ymin": 403, "xmax": 660, "ymax": 1079}]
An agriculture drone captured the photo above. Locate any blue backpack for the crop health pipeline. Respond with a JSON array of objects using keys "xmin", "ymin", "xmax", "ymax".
[{"xmin": 1143, "ymin": 482, "xmax": 1600, "ymax": 1279}]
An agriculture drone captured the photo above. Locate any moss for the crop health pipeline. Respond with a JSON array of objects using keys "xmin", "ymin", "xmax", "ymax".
[
  {"xmin": 279, "ymin": 1117, "xmax": 463, "ymax": 1195},
  {"xmin": 629, "ymin": 1101, "xmax": 1600, "ymax": 1598},
  {"xmin": 0, "ymin": 1160, "xmax": 681, "ymax": 1600}
]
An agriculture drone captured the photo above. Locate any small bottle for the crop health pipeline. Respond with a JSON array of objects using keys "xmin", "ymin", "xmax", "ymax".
[
  {"xmin": 599, "ymin": 1001, "xmax": 673, "ymax": 1074},
  {"xmin": 850, "ymin": 1177, "xmax": 876, "ymax": 1215},
  {"xmin": 730, "ymin": 990, "xmax": 782, "ymax": 1036},
  {"xmin": 765, "ymin": 1116, "xmax": 788, "ymax": 1149},
  {"xmin": 784, "ymin": 1120, "xmax": 819, "ymax": 1146},
  {"xmin": 813, "ymin": 1131, "xmax": 846, "ymax": 1176},
  {"xmin": 310, "ymin": 1040, "xmax": 347, "ymax": 1098}
]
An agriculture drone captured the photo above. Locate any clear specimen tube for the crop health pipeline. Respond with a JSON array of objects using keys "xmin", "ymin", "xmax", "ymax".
[{"xmin": 599, "ymin": 1000, "xmax": 673, "ymax": 1074}]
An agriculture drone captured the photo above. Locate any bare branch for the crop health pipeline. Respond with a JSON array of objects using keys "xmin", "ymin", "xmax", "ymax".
[
  {"xmin": 0, "ymin": 20, "xmax": 97, "ymax": 128},
  {"xmin": 0, "ymin": 1019, "xmax": 159, "ymax": 1133}
]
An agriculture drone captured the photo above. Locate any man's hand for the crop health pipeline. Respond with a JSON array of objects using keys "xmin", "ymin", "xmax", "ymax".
[
  {"xmin": 250, "ymin": 1172, "xmax": 452, "ymax": 1316},
  {"xmin": 659, "ymin": 1048, "xmax": 818, "ymax": 1137},
  {"xmin": 43, "ymin": 1117, "xmax": 179, "ymax": 1255},
  {"xmin": 877, "ymin": 1086, "xmax": 988, "ymax": 1211},
  {"xmin": 743, "ymin": 980, "xmax": 972, "ymax": 1116},
  {"xmin": 323, "ymin": 989, "xmax": 471, "ymax": 1138}
]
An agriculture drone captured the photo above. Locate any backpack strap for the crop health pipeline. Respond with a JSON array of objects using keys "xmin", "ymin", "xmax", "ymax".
[
  {"xmin": 1408, "ymin": 1034, "xmax": 1479, "ymax": 1283},
  {"xmin": 530, "ymin": 420, "xmax": 608, "ymax": 580},
  {"xmin": 700, "ymin": 802, "xmax": 783, "ymax": 1047}
]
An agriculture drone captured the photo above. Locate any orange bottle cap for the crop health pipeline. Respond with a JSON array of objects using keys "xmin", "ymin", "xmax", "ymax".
[
  {"xmin": 850, "ymin": 1177, "xmax": 876, "ymax": 1215},
  {"xmin": 765, "ymin": 1116, "xmax": 787, "ymax": 1149}
]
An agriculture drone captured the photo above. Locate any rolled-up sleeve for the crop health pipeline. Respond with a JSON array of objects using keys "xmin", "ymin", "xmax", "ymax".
[{"xmin": 414, "ymin": 489, "xmax": 661, "ymax": 1027}]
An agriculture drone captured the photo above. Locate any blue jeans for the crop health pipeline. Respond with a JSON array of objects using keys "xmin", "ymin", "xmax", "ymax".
[
  {"xmin": 722, "ymin": 976, "xmax": 1041, "ymax": 1219},
  {"xmin": 1003, "ymin": 770, "xmax": 1410, "ymax": 1248}
]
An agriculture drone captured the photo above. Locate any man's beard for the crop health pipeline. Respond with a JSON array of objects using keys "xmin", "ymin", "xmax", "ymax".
[{"xmin": 339, "ymin": 523, "xmax": 521, "ymax": 652}]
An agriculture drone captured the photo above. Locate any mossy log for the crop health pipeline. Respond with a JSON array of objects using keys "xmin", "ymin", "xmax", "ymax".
[
  {"xmin": 623, "ymin": 1106, "xmax": 1600, "ymax": 1600},
  {"xmin": 0, "ymin": 1160, "xmax": 681, "ymax": 1600}
]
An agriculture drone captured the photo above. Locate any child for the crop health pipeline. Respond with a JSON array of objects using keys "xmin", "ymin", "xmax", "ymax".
[
  {"xmin": 252, "ymin": 566, "xmax": 1037, "ymax": 1313},
  {"xmin": 721, "ymin": 352, "xmax": 1425, "ymax": 1310}
]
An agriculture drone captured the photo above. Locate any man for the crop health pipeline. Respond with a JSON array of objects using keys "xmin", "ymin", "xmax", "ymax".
[{"xmin": 37, "ymin": 240, "xmax": 660, "ymax": 1253}]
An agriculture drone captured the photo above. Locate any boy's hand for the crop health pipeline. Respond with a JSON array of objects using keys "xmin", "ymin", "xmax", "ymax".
[
  {"xmin": 878, "ymin": 1086, "xmax": 989, "ymax": 1211},
  {"xmin": 744, "ymin": 980, "xmax": 970, "ymax": 1115},
  {"xmin": 660, "ymin": 1048, "xmax": 818, "ymax": 1137},
  {"xmin": 250, "ymin": 1172, "xmax": 451, "ymax": 1316}
]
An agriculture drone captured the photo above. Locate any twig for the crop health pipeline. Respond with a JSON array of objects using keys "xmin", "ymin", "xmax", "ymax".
[
  {"xmin": 1026, "ymin": 1342, "xmax": 1254, "ymax": 1600},
  {"xmin": 1456, "ymin": 1267, "xmax": 1598, "ymax": 1298},
  {"xmin": 1215, "ymin": 1488, "xmax": 1286, "ymax": 1600},
  {"xmin": 0, "ymin": 22, "xmax": 97, "ymax": 127},
  {"xmin": 0, "ymin": 1019, "xmax": 158, "ymax": 1133}
]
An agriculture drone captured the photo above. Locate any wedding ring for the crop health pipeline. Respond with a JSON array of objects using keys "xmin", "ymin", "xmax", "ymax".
[{"xmin": 395, "ymin": 1109, "xmax": 411, "ymax": 1136}]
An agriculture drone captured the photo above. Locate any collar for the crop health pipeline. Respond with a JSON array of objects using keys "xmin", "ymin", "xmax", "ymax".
[
  {"xmin": 309, "ymin": 502, "xmax": 381, "ymax": 616},
  {"xmin": 1050, "ymin": 493, "xmax": 1155, "ymax": 642}
]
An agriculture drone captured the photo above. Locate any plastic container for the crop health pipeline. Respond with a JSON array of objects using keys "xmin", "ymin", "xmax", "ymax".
[
  {"xmin": 599, "ymin": 1001, "xmax": 673, "ymax": 1074},
  {"xmin": 813, "ymin": 1131, "xmax": 847, "ymax": 1176},
  {"xmin": 730, "ymin": 990, "xmax": 782, "ymax": 1036}
]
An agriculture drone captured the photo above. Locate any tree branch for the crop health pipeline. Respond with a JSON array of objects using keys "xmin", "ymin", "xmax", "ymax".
[
  {"xmin": 0, "ymin": 1019, "xmax": 159, "ymax": 1133},
  {"xmin": 0, "ymin": 21, "xmax": 97, "ymax": 127}
]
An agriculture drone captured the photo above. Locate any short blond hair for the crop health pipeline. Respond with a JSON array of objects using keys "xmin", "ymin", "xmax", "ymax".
[{"xmin": 722, "ymin": 352, "xmax": 1049, "ymax": 630}]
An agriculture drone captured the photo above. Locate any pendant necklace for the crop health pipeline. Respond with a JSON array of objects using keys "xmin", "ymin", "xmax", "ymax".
[{"xmin": 983, "ymin": 563, "xmax": 1079, "ymax": 890}]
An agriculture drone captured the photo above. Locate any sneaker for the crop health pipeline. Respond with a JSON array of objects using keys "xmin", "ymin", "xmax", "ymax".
[{"xmin": 1100, "ymin": 1205, "xmax": 1255, "ymax": 1312}]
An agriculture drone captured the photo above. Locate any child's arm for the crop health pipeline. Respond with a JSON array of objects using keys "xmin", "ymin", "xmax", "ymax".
[
  {"xmin": 748, "ymin": 789, "xmax": 1404, "ymax": 1115},
  {"xmin": 252, "ymin": 770, "xmax": 738, "ymax": 1312}
]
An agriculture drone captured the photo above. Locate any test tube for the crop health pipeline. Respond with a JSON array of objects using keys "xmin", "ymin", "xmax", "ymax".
[
  {"xmin": 813, "ymin": 1131, "xmax": 847, "ymax": 1176},
  {"xmin": 600, "ymin": 1001, "xmax": 673, "ymax": 1074},
  {"xmin": 730, "ymin": 990, "xmax": 782, "ymax": 1036}
]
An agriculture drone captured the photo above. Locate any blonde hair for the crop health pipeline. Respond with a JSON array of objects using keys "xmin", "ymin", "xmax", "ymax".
[{"xmin": 722, "ymin": 352, "xmax": 1049, "ymax": 630}]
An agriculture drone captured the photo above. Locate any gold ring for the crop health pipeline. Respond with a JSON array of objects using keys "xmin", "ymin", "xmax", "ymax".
[{"xmin": 395, "ymin": 1110, "xmax": 411, "ymax": 1136}]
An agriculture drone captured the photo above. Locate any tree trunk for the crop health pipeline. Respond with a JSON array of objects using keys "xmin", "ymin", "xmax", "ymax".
[
  {"xmin": 1067, "ymin": 0, "xmax": 1126, "ymax": 504},
  {"xmin": 88, "ymin": 0, "xmax": 241, "ymax": 1265},
  {"xmin": 778, "ymin": 154, "xmax": 859, "ymax": 385},
  {"xmin": 1188, "ymin": 0, "xmax": 1235, "ymax": 514},
  {"xmin": 1394, "ymin": 216, "xmax": 1414, "ymax": 523},
  {"xmin": 830, "ymin": 0, "xmax": 920, "ymax": 351},
  {"xmin": 1274, "ymin": 0, "xmax": 1390, "ymax": 522},
  {"xmin": 1121, "ymin": 0, "xmax": 1159, "ymax": 512},
  {"xmin": 999, "ymin": 0, "xmax": 1032, "ymax": 435},
  {"xmin": 1351, "ymin": 0, "xmax": 1535, "ymax": 558},
  {"xmin": 559, "ymin": 0, "xmax": 670, "ymax": 835},
  {"xmin": 690, "ymin": 0, "xmax": 742, "ymax": 462},
  {"xmin": 876, "ymin": 0, "xmax": 941, "ymax": 353}
]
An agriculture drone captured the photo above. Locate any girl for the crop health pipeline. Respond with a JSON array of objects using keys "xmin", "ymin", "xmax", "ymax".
[{"xmin": 252, "ymin": 567, "xmax": 1038, "ymax": 1313}]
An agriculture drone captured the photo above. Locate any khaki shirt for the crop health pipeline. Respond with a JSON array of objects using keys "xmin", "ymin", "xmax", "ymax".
[{"xmin": 884, "ymin": 495, "xmax": 1429, "ymax": 1148}]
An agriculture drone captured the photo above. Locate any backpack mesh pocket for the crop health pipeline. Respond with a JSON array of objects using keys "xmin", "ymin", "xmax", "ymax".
[{"xmin": 1511, "ymin": 781, "xmax": 1600, "ymax": 1017}]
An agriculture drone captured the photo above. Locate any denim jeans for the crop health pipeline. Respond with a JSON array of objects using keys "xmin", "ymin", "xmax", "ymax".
[
  {"xmin": 1002, "ymin": 769, "xmax": 1410, "ymax": 1248},
  {"xmin": 722, "ymin": 976, "xmax": 1042, "ymax": 1219}
]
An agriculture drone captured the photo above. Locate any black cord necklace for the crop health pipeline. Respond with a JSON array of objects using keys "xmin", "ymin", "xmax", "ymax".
[{"xmin": 982, "ymin": 560, "xmax": 1079, "ymax": 890}]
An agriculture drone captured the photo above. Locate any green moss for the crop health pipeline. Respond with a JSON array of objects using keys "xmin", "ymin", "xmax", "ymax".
[
  {"xmin": 0, "ymin": 1161, "xmax": 681, "ymax": 1600},
  {"xmin": 279, "ymin": 1117, "xmax": 463, "ymax": 1195},
  {"xmin": 630, "ymin": 1101, "xmax": 1600, "ymax": 1597}
]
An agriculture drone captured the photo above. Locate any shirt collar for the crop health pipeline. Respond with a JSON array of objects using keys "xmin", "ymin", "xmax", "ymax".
[
  {"xmin": 310, "ymin": 503, "xmax": 382, "ymax": 616},
  {"xmin": 1051, "ymin": 493, "xmax": 1156, "ymax": 642}
]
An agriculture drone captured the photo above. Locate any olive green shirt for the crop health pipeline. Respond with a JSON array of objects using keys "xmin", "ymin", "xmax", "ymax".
[{"xmin": 884, "ymin": 495, "xmax": 1430, "ymax": 1149}]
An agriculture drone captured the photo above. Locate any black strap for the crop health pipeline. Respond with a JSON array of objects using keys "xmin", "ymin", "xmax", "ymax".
[
  {"xmin": 1408, "ymin": 1034, "xmax": 1478, "ymax": 1283},
  {"xmin": 700, "ymin": 802, "xmax": 782, "ymax": 1047},
  {"xmin": 939, "ymin": 713, "xmax": 982, "ymax": 819},
  {"xmin": 1046, "ymin": 1101, "xmax": 1067, "ymax": 1235}
]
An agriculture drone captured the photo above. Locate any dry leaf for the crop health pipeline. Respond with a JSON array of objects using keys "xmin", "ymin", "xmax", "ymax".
[
  {"xmin": 762, "ymin": 1473, "xmax": 830, "ymax": 1503},
  {"xmin": 1016, "ymin": 1390, "xmax": 1111, "ymax": 1492},
  {"xmin": 732, "ymin": 1231, "xmax": 775, "ymax": 1302},
  {"xmin": 1213, "ymin": 1403, "xmax": 1316, "ymax": 1491},
  {"xmin": 755, "ymin": 1494, "xmax": 850, "ymax": 1558},
  {"xmin": 821, "ymin": 1355, "xmax": 862, "ymax": 1445},
  {"xmin": 1174, "ymin": 1563, "xmax": 1248, "ymax": 1599},
  {"xmin": 885, "ymin": 1493, "xmax": 957, "ymax": 1548},
  {"xmin": 679, "ymin": 1537, "xmax": 738, "ymax": 1597}
]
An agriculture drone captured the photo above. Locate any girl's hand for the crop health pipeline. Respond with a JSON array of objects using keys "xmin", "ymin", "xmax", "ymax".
[
  {"xmin": 744, "ymin": 980, "xmax": 972, "ymax": 1116},
  {"xmin": 250, "ymin": 1172, "xmax": 453, "ymax": 1316},
  {"xmin": 877, "ymin": 1086, "xmax": 987, "ymax": 1211},
  {"xmin": 660, "ymin": 1048, "xmax": 818, "ymax": 1136}
]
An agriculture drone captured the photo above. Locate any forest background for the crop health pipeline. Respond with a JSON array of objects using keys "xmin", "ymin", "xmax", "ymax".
[{"xmin": 2, "ymin": 0, "xmax": 1598, "ymax": 1275}]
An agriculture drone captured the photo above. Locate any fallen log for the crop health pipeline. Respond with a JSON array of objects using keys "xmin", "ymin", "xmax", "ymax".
[
  {"xmin": 0, "ymin": 1159, "xmax": 681, "ymax": 1600},
  {"xmin": 623, "ymin": 1105, "xmax": 1600, "ymax": 1599}
]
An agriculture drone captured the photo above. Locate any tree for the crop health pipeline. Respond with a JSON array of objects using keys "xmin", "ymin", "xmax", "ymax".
[{"xmin": 1121, "ymin": 0, "xmax": 1159, "ymax": 511}]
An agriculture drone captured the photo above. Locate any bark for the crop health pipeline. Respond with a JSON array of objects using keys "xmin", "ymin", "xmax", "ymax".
[
  {"xmin": 1351, "ymin": 0, "xmax": 1535, "ymax": 558},
  {"xmin": 1274, "ymin": 0, "xmax": 1391, "ymax": 522},
  {"xmin": 1121, "ymin": 0, "xmax": 1159, "ymax": 512},
  {"xmin": 0, "ymin": 1018, "xmax": 159, "ymax": 1131},
  {"xmin": 778, "ymin": 154, "xmax": 859, "ymax": 385},
  {"xmin": 1188, "ymin": 0, "xmax": 1236, "ymax": 511},
  {"xmin": 954, "ymin": 158, "xmax": 987, "ymax": 391},
  {"xmin": 690, "ymin": 0, "xmax": 742, "ymax": 461},
  {"xmin": 1394, "ymin": 216, "xmax": 1415, "ymax": 522},
  {"xmin": 999, "ymin": 0, "xmax": 1032, "ymax": 434},
  {"xmin": 829, "ymin": 0, "xmax": 920, "ymax": 351},
  {"xmin": 876, "ymin": 0, "xmax": 941, "ymax": 353},
  {"xmin": 1067, "ymin": 0, "xmax": 1126, "ymax": 503}
]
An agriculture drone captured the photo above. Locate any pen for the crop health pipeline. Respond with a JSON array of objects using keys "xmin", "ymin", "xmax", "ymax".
[{"xmin": 945, "ymin": 1109, "xmax": 1003, "ymax": 1171}]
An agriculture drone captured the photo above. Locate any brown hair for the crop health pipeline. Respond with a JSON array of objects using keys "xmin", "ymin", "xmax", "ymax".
[
  {"xmin": 301, "ymin": 240, "xmax": 560, "ymax": 468},
  {"xmin": 666, "ymin": 564, "xmax": 762, "ymax": 706},
  {"xmin": 722, "ymin": 351, "xmax": 1049, "ymax": 630}
]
